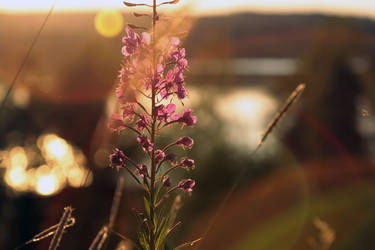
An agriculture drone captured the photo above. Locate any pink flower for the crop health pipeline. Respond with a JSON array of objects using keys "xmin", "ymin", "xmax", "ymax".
[
  {"xmin": 122, "ymin": 103, "xmax": 136, "ymax": 121},
  {"xmin": 156, "ymin": 103, "xmax": 176, "ymax": 122},
  {"xmin": 136, "ymin": 164, "xmax": 148, "ymax": 177},
  {"xmin": 181, "ymin": 109, "xmax": 197, "ymax": 127},
  {"xmin": 108, "ymin": 114, "xmax": 125, "ymax": 132},
  {"xmin": 122, "ymin": 27, "xmax": 140, "ymax": 56},
  {"xmin": 176, "ymin": 136, "xmax": 194, "ymax": 149},
  {"xmin": 136, "ymin": 114, "xmax": 149, "ymax": 132},
  {"xmin": 155, "ymin": 150, "xmax": 165, "ymax": 164},
  {"xmin": 178, "ymin": 179, "xmax": 195, "ymax": 192},
  {"xmin": 109, "ymin": 148, "xmax": 127, "ymax": 171},
  {"xmin": 137, "ymin": 135, "xmax": 154, "ymax": 152},
  {"xmin": 173, "ymin": 70, "xmax": 184, "ymax": 84},
  {"xmin": 180, "ymin": 158, "xmax": 195, "ymax": 171},
  {"xmin": 176, "ymin": 83, "xmax": 187, "ymax": 100},
  {"xmin": 165, "ymin": 153, "xmax": 176, "ymax": 163}
]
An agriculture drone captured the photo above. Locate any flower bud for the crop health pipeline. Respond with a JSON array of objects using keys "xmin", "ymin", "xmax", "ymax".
[
  {"xmin": 136, "ymin": 164, "xmax": 148, "ymax": 178},
  {"xmin": 109, "ymin": 148, "xmax": 127, "ymax": 170},
  {"xmin": 176, "ymin": 136, "xmax": 194, "ymax": 149},
  {"xmin": 180, "ymin": 158, "xmax": 195, "ymax": 171},
  {"xmin": 155, "ymin": 150, "xmax": 165, "ymax": 164},
  {"xmin": 178, "ymin": 179, "xmax": 195, "ymax": 192}
]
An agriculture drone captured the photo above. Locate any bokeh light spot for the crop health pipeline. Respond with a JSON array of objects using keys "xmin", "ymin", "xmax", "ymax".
[
  {"xmin": 36, "ymin": 174, "xmax": 59, "ymax": 196},
  {"xmin": 1, "ymin": 134, "xmax": 93, "ymax": 196},
  {"xmin": 94, "ymin": 9, "xmax": 123, "ymax": 38}
]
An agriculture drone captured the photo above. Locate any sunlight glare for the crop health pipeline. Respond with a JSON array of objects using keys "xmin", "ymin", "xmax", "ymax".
[
  {"xmin": 217, "ymin": 89, "xmax": 277, "ymax": 149},
  {"xmin": 2, "ymin": 0, "xmax": 375, "ymax": 19},
  {"xmin": 94, "ymin": 9, "xmax": 123, "ymax": 38}
]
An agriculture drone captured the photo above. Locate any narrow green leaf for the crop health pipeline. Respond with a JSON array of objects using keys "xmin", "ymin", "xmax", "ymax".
[
  {"xmin": 155, "ymin": 185, "xmax": 163, "ymax": 203},
  {"xmin": 137, "ymin": 230, "xmax": 150, "ymax": 250},
  {"xmin": 155, "ymin": 217, "xmax": 169, "ymax": 249},
  {"xmin": 144, "ymin": 197, "xmax": 150, "ymax": 218}
]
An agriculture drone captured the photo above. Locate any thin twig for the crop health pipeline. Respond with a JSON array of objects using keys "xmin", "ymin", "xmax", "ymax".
[
  {"xmin": 0, "ymin": 1, "xmax": 56, "ymax": 120},
  {"xmin": 123, "ymin": 166, "xmax": 143, "ymax": 186},
  {"xmin": 256, "ymin": 83, "xmax": 306, "ymax": 150},
  {"xmin": 89, "ymin": 225, "xmax": 109, "ymax": 250},
  {"xmin": 16, "ymin": 217, "xmax": 75, "ymax": 250},
  {"xmin": 48, "ymin": 206, "xmax": 73, "ymax": 250}
]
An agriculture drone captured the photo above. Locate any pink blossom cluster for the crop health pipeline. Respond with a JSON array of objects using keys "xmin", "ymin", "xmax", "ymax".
[{"xmin": 108, "ymin": 27, "xmax": 196, "ymax": 193}]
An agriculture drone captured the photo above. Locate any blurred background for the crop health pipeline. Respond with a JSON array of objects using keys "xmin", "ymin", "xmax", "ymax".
[{"xmin": 1, "ymin": 0, "xmax": 375, "ymax": 249}]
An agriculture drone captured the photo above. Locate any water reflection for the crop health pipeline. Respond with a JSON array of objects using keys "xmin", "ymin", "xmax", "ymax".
[
  {"xmin": 216, "ymin": 87, "xmax": 277, "ymax": 150},
  {"xmin": 0, "ymin": 134, "xmax": 93, "ymax": 196}
]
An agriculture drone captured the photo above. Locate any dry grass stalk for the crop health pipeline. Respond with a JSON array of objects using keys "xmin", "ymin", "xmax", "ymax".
[
  {"xmin": 48, "ymin": 206, "xmax": 73, "ymax": 250},
  {"xmin": 89, "ymin": 176, "xmax": 125, "ymax": 250},
  {"xmin": 25, "ymin": 217, "xmax": 75, "ymax": 245},
  {"xmin": 175, "ymin": 238, "xmax": 202, "ymax": 249},
  {"xmin": 257, "ymin": 83, "xmax": 306, "ymax": 150},
  {"xmin": 89, "ymin": 225, "xmax": 109, "ymax": 250},
  {"xmin": 109, "ymin": 176, "xmax": 125, "ymax": 230}
]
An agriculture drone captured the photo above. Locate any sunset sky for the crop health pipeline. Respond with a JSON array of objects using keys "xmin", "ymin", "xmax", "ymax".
[{"xmin": 1, "ymin": 0, "xmax": 375, "ymax": 18}]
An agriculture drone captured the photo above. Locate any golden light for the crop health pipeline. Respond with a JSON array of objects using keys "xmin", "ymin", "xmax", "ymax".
[
  {"xmin": 35, "ymin": 165, "xmax": 63, "ymax": 196},
  {"xmin": 217, "ymin": 89, "xmax": 277, "ymax": 149},
  {"xmin": 1, "ymin": 134, "xmax": 93, "ymax": 196},
  {"xmin": 36, "ymin": 175, "xmax": 60, "ymax": 196},
  {"xmin": 68, "ymin": 167, "xmax": 93, "ymax": 188},
  {"xmin": 40, "ymin": 134, "xmax": 71, "ymax": 162},
  {"xmin": 94, "ymin": 9, "xmax": 124, "ymax": 38},
  {"xmin": 218, "ymin": 89, "xmax": 275, "ymax": 123},
  {"xmin": 4, "ymin": 167, "xmax": 28, "ymax": 191},
  {"xmin": 9, "ymin": 146, "xmax": 28, "ymax": 169},
  {"xmin": 1, "ymin": 0, "xmax": 375, "ymax": 20}
]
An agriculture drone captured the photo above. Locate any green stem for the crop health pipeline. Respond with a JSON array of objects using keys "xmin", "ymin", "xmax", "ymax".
[{"xmin": 149, "ymin": 1, "xmax": 157, "ymax": 249}]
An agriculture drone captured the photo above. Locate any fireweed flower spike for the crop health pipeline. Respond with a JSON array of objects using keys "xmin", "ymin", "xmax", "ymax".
[{"xmin": 106, "ymin": 1, "xmax": 197, "ymax": 249}]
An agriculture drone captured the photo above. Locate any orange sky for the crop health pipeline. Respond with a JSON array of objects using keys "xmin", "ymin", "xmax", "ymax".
[{"xmin": 1, "ymin": 0, "xmax": 375, "ymax": 19}]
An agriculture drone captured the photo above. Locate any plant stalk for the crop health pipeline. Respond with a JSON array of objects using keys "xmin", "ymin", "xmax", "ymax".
[{"xmin": 149, "ymin": 1, "xmax": 157, "ymax": 249}]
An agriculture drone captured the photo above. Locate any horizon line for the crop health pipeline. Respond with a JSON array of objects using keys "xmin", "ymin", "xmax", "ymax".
[{"xmin": 1, "ymin": 7, "xmax": 375, "ymax": 21}]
